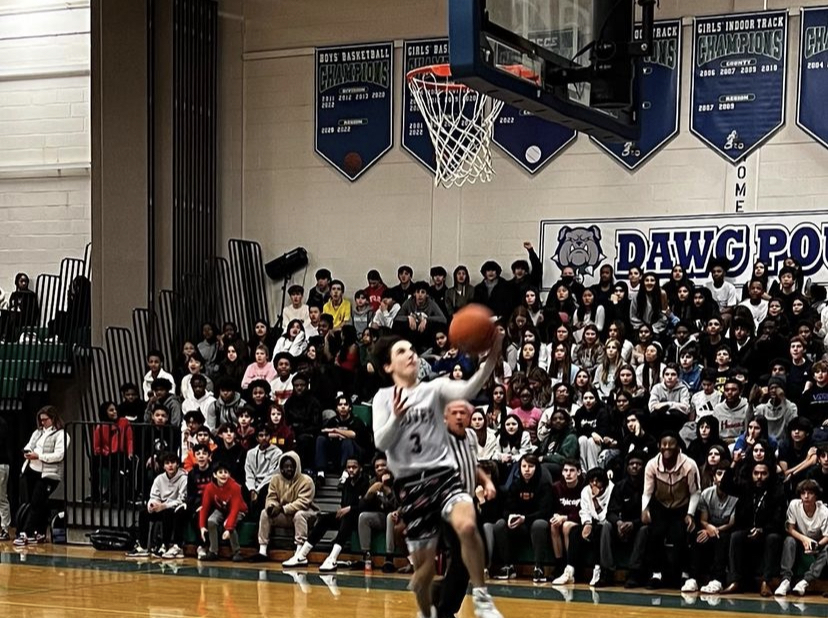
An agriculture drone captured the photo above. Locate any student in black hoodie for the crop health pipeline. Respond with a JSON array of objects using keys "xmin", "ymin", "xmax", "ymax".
[
  {"xmin": 117, "ymin": 382, "xmax": 145, "ymax": 423},
  {"xmin": 598, "ymin": 451, "xmax": 648, "ymax": 588},
  {"xmin": 186, "ymin": 444, "xmax": 214, "ymax": 559},
  {"xmin": 621, "ymin": 409, "xmax": 658, "ymax": 462},
  {"xmin": 685, "ymin": 416, "xmax": 727, "ymax": 468},
  {"xmin": 213, "ymin": 423, "xmax": 246, "ymax": 486},
  {"xmin": 283, "ymin": 372, "xmax": 323, "ymax": 472},
  {"xmin": 719, "ymin": 460, "xmax": 785, "ymax": 596},
  {"xmin": 491, "ymin": 454, "xmax": 553, "ymax": 583}
]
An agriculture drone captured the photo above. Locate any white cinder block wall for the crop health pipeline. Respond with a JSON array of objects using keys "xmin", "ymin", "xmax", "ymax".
[
  {"xmin": 0, "ymin": 1, "xmax": 90, "ymax": 293},
  {"xmin": 220, "ymin": 0, "xmax": 828, "ymax": 317}
]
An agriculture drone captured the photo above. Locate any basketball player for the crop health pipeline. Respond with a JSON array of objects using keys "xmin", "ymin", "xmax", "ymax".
[{"xmin": 373, "ymin": 333, "xmax": 503, "ymax": 618}]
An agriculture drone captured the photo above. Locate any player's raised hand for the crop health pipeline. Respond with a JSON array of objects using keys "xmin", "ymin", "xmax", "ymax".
[{"xmin": 392, "ymin": 386, "xmax": 409, "ymax": 418}]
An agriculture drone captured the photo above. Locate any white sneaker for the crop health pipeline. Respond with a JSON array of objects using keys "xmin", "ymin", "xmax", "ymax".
[
  {"xmin": 196, "ymin": 546, "xmax": 207, "ymax": 560},
  {"xmin": 282, "ymin": 554, "xmax": 308, "ymax": 568},
  {"xmin": 552, "ymin": 565, "xmax": 575, "ymax": 585},
  {"xmin": 681, "ymin": 578, "xmax": 698, "ymax": 593},
  {"xmin": 471, "ymin": 589, "xmax": 503, "ymax": 618},
  {"xmin": 700, "ymin": 579, "xmax": 722, "ymax": 594},
  {"xmin": 792, "ymin": 579, "xmax": 808, "ymax": 596},
  {"xmin": 319, "ymin": 556, "xmax": 337, "ymax": 572},
  {"xmin": 589, "ymin": 565, "xmax": 601, "ymax": 587},
  {"xmin": 774, "ymin": 579, "xmax": 791, "ymax": 596},
  {"xmin": 125, "ymin": 545, "xmax": 149, "ymax": 558},
  {"xmin": 162, "ymin": 544, "xmax": 183, "ymax": 559}
]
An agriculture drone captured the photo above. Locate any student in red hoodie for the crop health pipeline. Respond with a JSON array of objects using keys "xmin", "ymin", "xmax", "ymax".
[
  {"xmin": 92, "ymin": 400, "xmax": 133, "ymax": 502},
  {"xmin": 199, "ymin": 460, "xmax": 248, "ymax": 562}
]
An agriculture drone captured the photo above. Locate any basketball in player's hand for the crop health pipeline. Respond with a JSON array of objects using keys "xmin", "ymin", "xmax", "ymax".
[{"xmin": 449, "ymin": 304, "xmax": 496, "ymax": 354}]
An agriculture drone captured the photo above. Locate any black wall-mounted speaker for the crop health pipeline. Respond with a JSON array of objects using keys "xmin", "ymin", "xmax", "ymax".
[{"xmin": 265, "ymin": 247, "xmax": 309, "ymax": 280}]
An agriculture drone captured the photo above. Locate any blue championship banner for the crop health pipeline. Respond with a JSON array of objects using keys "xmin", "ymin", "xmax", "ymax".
[
  {"xmin": 315, "ymin": 42, "xmax": 394, "ymax": 181},
  {"xmin": 797, "ymin": 7, "xmax": 828, "ymax": 150},
  {"xmin": 690, "ymin": 11, "xmax": 788, "ymax": 164},
  {"xmin": 492, "ymin": 29, "xmax": 578, "ymax": 174},
  {"xmin": 402, "ymin": 38, "xmax": 449, "ymax": 173},
  {"xmin": 591, "ymin": 20, "xmax": 681, "ymax": 171}
]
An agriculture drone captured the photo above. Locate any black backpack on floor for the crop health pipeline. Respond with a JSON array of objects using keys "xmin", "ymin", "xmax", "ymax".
[{"xmin": 88, "ymin": 528, "xmax": 134, "ymax": 551}]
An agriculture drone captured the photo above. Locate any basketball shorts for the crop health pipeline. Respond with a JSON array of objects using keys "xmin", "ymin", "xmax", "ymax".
[{"xmin": 394, "ymin": 467, "xmax": 471, "ymax": 551}]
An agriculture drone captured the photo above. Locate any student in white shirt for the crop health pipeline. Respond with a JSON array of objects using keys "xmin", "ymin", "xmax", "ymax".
[{"xmin": 282, "ymin": 284, "xmax": 312, "ymax": 331}]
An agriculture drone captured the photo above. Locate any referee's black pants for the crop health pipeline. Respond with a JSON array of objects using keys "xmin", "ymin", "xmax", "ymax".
[{"xmin": 432, "ymin": 523, "xmax": 468, "ymax": 618}]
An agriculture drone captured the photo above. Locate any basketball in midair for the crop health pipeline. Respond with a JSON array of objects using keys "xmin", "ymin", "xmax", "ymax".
[{"xmin": 449, "ymin": 304, "xmax": 496, "ymax": 354}]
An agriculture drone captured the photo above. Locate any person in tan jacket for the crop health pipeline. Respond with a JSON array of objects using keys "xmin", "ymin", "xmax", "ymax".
[{"xmin": 249, "ymin": 451, "xmax": 317, "ymax": 562}]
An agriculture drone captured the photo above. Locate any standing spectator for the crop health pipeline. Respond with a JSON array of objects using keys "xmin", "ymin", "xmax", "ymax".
[
  {"xmin": 16, "ymin": 407, "xmax": 70, "ymax": 545},
  {"xmin": 775, "ymin": 479, "xmax": 828, "ymax": 596},
  {"xmin": 251, "ymin": 452, "xmax": 318, "ymax": 562},
  {"xmin": 307, "ymin": 268, "xmax": 332, "ymax": 308},
  {"xmin": 186, "ymin": 443, "xmax": 214, "ymax": 559},
  {"xmin": 492, "ymin": 454, "xmax": 553, "ymax": 582},
  {"xmin": 473, "ymin": 260, "xmax": 516, "ymax": 320},
  {"xmin": 199, "ymin": 461, "xmax": 248, "ymax": 562},
  {"xmin": 0, "ymin": 415, "xmax": 11, "ymax": 540},
  {"xmin": 640, "ymin": 432, "xmax": 701, "ymax": 589},
  {"xmin": 682, "ymin": 461, "xmax": 737, "ymax": 593},
  {"xmin": 718, "ymin": 460, "xmax": 784, "ymax": 596},
  {"xmin": 92, "ymin": 401, "xmax": 133, "ymax": 503}
]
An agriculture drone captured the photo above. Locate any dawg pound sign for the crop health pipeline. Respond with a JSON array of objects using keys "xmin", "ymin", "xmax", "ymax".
[{"xmin": 539, "ymin": 212, "xmax": 828, "ymax": 289}]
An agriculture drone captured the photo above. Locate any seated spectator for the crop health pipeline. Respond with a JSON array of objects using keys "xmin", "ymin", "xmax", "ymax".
[
  {"xmin": 364, "ymin": 269, "xmax": 387, "ymax": 312},
  {"xmin": 508, "ymin": 386, "xmax": 542, "ymax": 444},
  {"xmin": 283, "ymin": 457, "xmax": 368, "ymax": 571},
  {"xmin": 180, "ymin": 352, "xmax": 213, "ymax": 401},
  {"xmin": 682, "ymin": 460, "xmax": 737, "ymax": 593},
  {"xmin": 266, "ymin": 403, "xmax": 296, "ymax": 452},
  {"xmin": 186, "ymin": 444, "xmax": 213, "ymax": 559},
  {"xmin": 270, "ymin": 352, "xmax": 296, "ymax": 407},
  {"xmin": 16, "ymin": 407, "xmax": 70, "ymax": 546},
  {"xmin": 718, "ymin": 460, "xmax": 784, "ymax": 596},
  {"xmin": 199, "ymin": 460, "xmax": 248, "ymax": 562},
  {"xmin": 807, "ymin": 446, "xmax": 828, "ymax": 495},
  {"xmin": 775, "ymin": 479, "xmax": 828, "ymax": 596},
  {"xmin": 799, "ymin": 359, "xmax": 828, "ymax": 432},
  {"xmin": 535, "ymin": 409, "xmax": 578, "ymax": 480},
  {"xmin": 247, "ymin": 380, "xmax": 272, "ymax": 426},
  {"xmin": 572, "ymin": 325, "xmax": 605, "ymax": 377},
  {"xmin": 752, "ymin": 377, "xmax": 797, "ymax": 442},
  {"xmin": 248, "ymin": 318, "xmax": 278, "ymax": 356},
  {"xmin": 636, "ymin": 342, "xmax": 665, "ymax": 393},
  {"xmin": 273, "ymin": 319, "xmax": 308, "ymax": 359},
  {"xmin": 197, "ymin": 322, "xmax": 221, "ymax": 379},
  {"xmin": 473, "ymin": 260, "xmax": 515, "ymax": 320},
  {"xmin": 648, "ymin": 362, "xmax": 691, "ymax": 436},
  {"xmin": 639, "ymin": 432, "xmax": 701, "ymax": 589},
  {"xmin": 322, "ymin": 279, "xmax": 352, "ymax": 331},
  {"xmin": 251, "ymin": 452, "xmax": 318, "ymax": 562},
  {"xmin": 621, "ymin": 409, "xmax": 658, "ymax": 462},
  {"xmin": 357, "ymin": 453, "xmax": 403, "ymax": 573},
  {"xmin": 235, "ymin": 407, "xmax": 257, "ymax": 451},
  {"xmin": 118, "ymin": 382, "xmax": 145, "ymax": 422},
  {"xmin": 144, "ymin": 378, "xmax": 182, "ymax": 429},
  {"xmin": 445, "ymin": 265, "xmax": 474, "ymax": 318},
  {"xmin": 629, "ymin": 272, "xmax": 668, "ymax": 338},
  {"xmin": 739, "ymin": 279, "xmax": 769, "ymax": 326},
  {"xmin": 573, "ymin": 388, "xmax": 610, "ymax": 471},
  {"xmin": 788, "ymin": 336, "xmax": 812, "ymax": 406},
  {"xmin": 493, "ymin": 414, "xmax": 531, "ymax": 477},
  {"xmin": 597, "ymin": 452, "xmax": 649, "ymax": 588},
  {"xmin": 370, "ymin": 290, "xmax": 400, "ymax": 333},
  {"xmin": 137, "ymin": 405, "xmax": 179, "ymax": 490},
  {"xmin": 218, "ymin": 343, "xmax": 245, "ymax": 391},
  {"xmin": 665, "ymin": 321, "xmax": 697, "ymax": 365},
  {"xmin": 548, "ymin": 342, "xmax": 580, "ymax": 385},
  {"xmin": 678, "ymin": 346, "xmax": 703, "ymax": 394},
  {"xmin": 213, "ymin": 423, "xmax": 245, "ymax": 486},
  {"xmin": 142, "ymin": 350, "xmax": 176, "ymax": 400},
  {"xmin": 334, "ymin": 324, "xmax": 361, "ymax": 394},
  {"xmin": 394, "ymin": 281, "xmax": 447, "ymax": 350},
  {"xmin": 209, "ymin": 378, "xmax": 246, "ymax": 429},
  {"xmin": 182, "ymin": 425, "xmax": 215, "ymax": 472},
  {"xmin": 245, "ymin": 427, "xmax": 282, "ymax": 515},
  {"xmin": 283, "ymin": 284, "xmax": 311, "ymax": 330},
  {"xmin": 733, "ymin": 439, "xmax": 777, "ymax": 486},
  {"xmin": 712, "ymin": 378, "xmax": 751, "ymax": 445},
  {"xmin": 699, "ymin": 445, "xmax": 730, "ymax": 489},
  {"xmin": 548, "ymin": 459, "xmax": 584, "ymax": 583},
  {"xmin": 690, "ymin": 368, "xmax": 722, "ymax": 421},
  {"xmin": 351, "ymin": 289, "xmax": 374, "ymax": 334},
  {"xmin": 698, "ymin": 316, "xmax": 730, "ymax": 369},
  {"xmin": 315, "ymin": 395, "xmax": 371, "ymax": 484},
  {"xmin": 594, "ymin": 340, "xmax": 623, "ymax": 400},
  {"xmin": 284, "ymin": 373, "xmax": 322, "ymax": 469},
  {"xmin": 572, "ymin": 288, "xmax": 606, "ymax": 343},
  {"xmin": 732, "ymin": 415, "xmax": 778, "ymax": 455},
  {"xmin": 492, "ymin": 454, "xmax": 553, "ymax": 582},
  {"xmin": 308, "ymin": 269, "xmax": 332, "ymax": 308},
  {"xmin": 778, "ymin": 417, "xmax": 817, "ymax": 492},
  {"xmin": 181, "ymin": 374, "xmax": 215, "ymax": 423},
  {"xmin": 242, "ymin": 345, "xmax": 277, "ymax": 390}
]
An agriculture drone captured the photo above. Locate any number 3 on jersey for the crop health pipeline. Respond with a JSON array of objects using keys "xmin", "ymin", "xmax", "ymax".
[{"xmin": 410, "ymin": 433, "xmax": 422, "ymax": 454}]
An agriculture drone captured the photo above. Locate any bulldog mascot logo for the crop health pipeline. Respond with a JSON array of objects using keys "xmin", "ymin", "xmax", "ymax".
[{"xmin": 552, "ymin": 225, "xmax": 606, "ymax": 277}]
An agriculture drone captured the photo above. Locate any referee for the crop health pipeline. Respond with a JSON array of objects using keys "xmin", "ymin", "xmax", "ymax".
[{"xmin": 434, "ymin": 401, "xmax": 496, "ymax": 618}]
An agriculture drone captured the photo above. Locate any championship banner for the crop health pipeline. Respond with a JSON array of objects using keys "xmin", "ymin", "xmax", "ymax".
[
  {"xmin": 591, "ymin": 20, "xmax": 681, "ymax": 170},
  {"xmin": 402, "ymin": 38, "xmax": 449, "ymax": 174},
  {"xmin": 690, "ymin": 11, "xmax": 788, "ymax": 164},
  {"xmin": 315, "ymin": 42, "xmax": 394, "ymax": 181},
  {"xmin": 492, "ymin": 29, "xmax": 578, "ymax": 174},
  {"xmin": 797, "ymin": 7, "xmax": 828, "ymax": 150},
  {"xmin": 539, "ymin": 211, "xmax": 828, "ymax": 290}
]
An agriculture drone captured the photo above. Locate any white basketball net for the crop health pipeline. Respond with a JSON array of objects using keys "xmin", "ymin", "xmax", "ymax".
[{"xmin": 408, "ymin": 70, "xmax": 504, "ymax": 189}]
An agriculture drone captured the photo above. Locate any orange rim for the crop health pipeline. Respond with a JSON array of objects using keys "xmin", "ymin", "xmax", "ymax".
[{"xmin": 406, "ymin": 63, "xmax": 540, "ymax": 91}]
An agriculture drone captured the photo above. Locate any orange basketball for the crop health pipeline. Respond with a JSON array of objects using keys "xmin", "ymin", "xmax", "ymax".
[{"xmin": 449, "ymin": 304, "xmax": 496, "ymax": 354}]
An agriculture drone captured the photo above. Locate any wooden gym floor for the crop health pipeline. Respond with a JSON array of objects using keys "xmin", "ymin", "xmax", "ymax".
[{"xmin": 1, "ymin": 545, "xmax": 827, "ymax": 618}]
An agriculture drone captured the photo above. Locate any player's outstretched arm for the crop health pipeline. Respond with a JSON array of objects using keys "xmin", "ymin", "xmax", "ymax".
[{"xmin": 438, "ymin": 331, "xmax": 504, "ymax": 402}]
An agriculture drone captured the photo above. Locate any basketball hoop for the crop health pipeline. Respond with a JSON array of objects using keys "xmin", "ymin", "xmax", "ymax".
[{"xmin": 407, "ymin": 64, "xmax": 537, "ymax": 188}]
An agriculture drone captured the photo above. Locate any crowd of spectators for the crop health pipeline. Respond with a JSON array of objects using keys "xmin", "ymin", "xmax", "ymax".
[{"xmin": 3, "ymin": 246, "xmax": 828, "ymax": 600}]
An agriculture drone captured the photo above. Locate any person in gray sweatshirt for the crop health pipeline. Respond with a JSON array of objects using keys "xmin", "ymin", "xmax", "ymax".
[
  {"xmin": 712, "ymin": 378, "xmax": 753, "ymax": 444},
  {"xmin": 245, "ymin": 427, "xmax": 283, "ymax": 515},
  {"xmin": 351, "ymin": 289, "xmax": 374, "ymax": 334},
  {"xmin": 394, "ymin": 280, "xmax": 447, "ymax": 351},
  {"xmin": 753, "ymin": 376, "xmax": 798, "ymax": 443},
  {"xmin": 129, "ymin": 452, "xmax": 188, "ymax": 559},
  {"xmin": 647, "ymin": 362, "xmax": 691, "ymax": 436}
]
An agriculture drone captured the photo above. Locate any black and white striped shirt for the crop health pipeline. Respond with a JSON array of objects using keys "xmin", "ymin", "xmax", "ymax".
[{"xmin": 448, "ymin": 428, "xmax": 478, "ymax": 496}]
